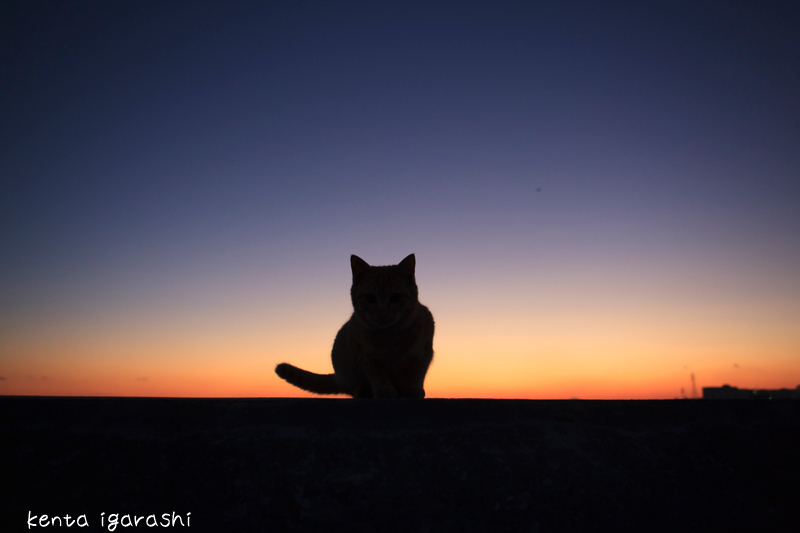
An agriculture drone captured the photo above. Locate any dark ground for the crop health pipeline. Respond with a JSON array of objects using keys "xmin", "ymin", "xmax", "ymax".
[{"xmin": 2, "ymin": 397, "xmax": 798, "ymax": 532}]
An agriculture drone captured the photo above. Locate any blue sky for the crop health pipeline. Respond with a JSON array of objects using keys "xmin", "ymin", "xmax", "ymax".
[{"xmin": 2, "ymin": 1, "xmax": 799, "ymax": 397}]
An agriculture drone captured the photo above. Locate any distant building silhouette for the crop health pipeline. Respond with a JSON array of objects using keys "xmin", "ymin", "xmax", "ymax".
[{"xmin": 702, "ymin": 384, "xmax": 800, "ymax": 400}]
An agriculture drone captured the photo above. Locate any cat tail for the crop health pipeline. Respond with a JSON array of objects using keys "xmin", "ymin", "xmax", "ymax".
[{"xmin": 275, "ymin": 363, "xmax": 342, "ymax": 395}]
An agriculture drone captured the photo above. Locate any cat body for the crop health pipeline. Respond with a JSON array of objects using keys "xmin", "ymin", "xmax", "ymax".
[{"xmin": 275, "ymin": 254, "xmax": 434, "ymax": 398}]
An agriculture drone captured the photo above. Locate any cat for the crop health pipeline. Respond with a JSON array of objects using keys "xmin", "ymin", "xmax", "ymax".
[{"xmin": 275, "ymin": 254, "xmax": 434, "ymax": 399}]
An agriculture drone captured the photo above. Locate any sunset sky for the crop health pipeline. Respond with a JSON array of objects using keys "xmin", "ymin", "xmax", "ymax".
[{"xmin": 2, "ymin": 1, "xmax": 799, "ymax": 399}]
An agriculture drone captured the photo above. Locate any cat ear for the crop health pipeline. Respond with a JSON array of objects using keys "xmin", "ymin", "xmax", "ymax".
[
  {"xmin": 398, "ymin": 254, "xmax": 415, "ymax": 275},
  {"xmin": 351, "ymin": 255, "xmax": 370, "ymax": 278}
]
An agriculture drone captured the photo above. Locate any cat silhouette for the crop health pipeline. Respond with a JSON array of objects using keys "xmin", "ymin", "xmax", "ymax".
[{"xmin": 276, "ymin": 254, "xmax": 434, "ymax": 398}]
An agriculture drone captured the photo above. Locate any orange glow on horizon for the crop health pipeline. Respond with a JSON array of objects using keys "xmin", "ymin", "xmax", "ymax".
[
  {"xmin": 2, "ymin": 355, "xmax": 798, "ymax": 399},
  {"xmin": 2, "ymin": 258, "xmax": 798, "ymax": 400}
]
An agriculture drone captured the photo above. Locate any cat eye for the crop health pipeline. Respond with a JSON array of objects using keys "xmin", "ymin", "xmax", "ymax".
[
  {"xmin": 389, "ymin": 293, "xmax": 402, "ymax": 304},
  {"xmin": 363, "ymin": 294, "xmax": 377, "ymax": 304}
]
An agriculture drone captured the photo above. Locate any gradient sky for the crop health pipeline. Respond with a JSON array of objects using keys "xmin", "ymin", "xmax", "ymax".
[{"xmin": 2, "ymin": 1, "xmax": 799, "ymax": 398}]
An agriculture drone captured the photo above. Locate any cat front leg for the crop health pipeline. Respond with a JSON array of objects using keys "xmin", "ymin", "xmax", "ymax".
[
  {"xmin": 352, "ymin": 386, "xmax": 374, "ymax": 399},
  {"xmin": 362, "ymin": 361, "xmax": 399, "ymax": 398},
  {"xmin": 394, "ymin": 351, "xmax": 431, "ymax": 399},
  {"xmin": 370, "ymin": 379, "xmax": 399, "ymax": 399},
  {"xmin": 396, "ymin": 385, "xmax": 425, "ymax": 399}
]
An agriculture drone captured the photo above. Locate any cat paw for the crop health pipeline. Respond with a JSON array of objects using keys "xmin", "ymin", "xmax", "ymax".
[
  {"xmin": 373, "ymin": 386, "xmax": 399, "ymax": 399},
  {"xmin": 352, "ymin": 387, "xmax": 374, "ymax": 399},
  {"xmin": 399, "ymin": 387, "xmax": 425, "ymax": 399}
]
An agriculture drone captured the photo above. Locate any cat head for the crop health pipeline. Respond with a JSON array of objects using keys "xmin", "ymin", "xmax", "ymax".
[{"xmin": 350, "ymin": 254, "xmax": 419, "ymax": 329}]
